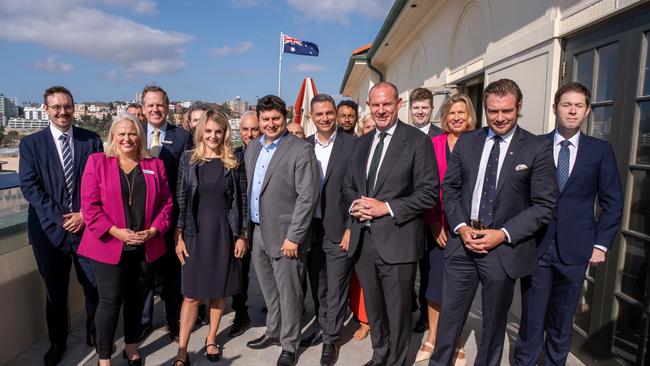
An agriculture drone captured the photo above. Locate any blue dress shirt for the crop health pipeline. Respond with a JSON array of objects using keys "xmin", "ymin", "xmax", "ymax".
[{"xmin": 250, "ymin": 135, "xmax": 284, "ymax": 224}]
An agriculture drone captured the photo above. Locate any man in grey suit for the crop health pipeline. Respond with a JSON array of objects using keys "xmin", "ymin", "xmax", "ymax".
[
  {"xmin": 344, "ymin": 82, "xmax": 439, "ymax": 366},
  {"xmin": 244, "ymin": 95, "xmax": 320, "ymax": 366}
]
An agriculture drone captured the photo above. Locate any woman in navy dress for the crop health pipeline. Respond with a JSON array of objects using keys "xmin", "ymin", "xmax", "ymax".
[{"xmin": 173, "ymin": 109, "xmax": 247, "ymax": 365}]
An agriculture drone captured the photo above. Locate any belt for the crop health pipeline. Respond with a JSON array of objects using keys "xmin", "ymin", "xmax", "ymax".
[{"xmin": 468, "ymin": 219, "xmax": 494, "ymax": 230}]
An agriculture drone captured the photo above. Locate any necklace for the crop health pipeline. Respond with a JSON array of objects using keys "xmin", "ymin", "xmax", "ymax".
[{"xmin": 120, "ymin": 162, "xmax": 138, "ymax": 206}]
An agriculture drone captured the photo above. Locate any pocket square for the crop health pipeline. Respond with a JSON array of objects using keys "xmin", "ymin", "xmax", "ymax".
[{"xmin": 515, "ymin": 164, "xmax": 528, "ymax": 171}]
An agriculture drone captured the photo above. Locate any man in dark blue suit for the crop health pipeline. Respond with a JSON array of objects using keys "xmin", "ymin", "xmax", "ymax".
[
  {"xmin": 514, "ymin": 82, "xmax": 623, "ymax": 365},
  {"xmin": 431, "ymin": 79, "xmax": 556, "ymax": 366},
  {"xmin": 19, "ymin": 86, "xmax": 103, "ymax": 366},
  {"xmin": 140, "ymin": 85, "xmax": 193, "ymax": 341}
]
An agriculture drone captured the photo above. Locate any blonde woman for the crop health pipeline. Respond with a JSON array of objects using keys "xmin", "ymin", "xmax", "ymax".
[
  {"xmin": 78, "ymin": 113, "xmax": 173, "ymax": 366},
  {"xmin": 173, "ymin": 109, "xmax": 247, "ymax": 365},
  {"xmin": 356, "ymin": 113, "xmax": 376, "ymax": 136}
]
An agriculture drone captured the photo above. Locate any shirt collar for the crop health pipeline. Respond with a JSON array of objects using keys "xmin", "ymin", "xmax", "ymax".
[
  {"xmin": 315, "ymin": 129, "xmax": 337, "ymax": 147},
  {"xmin": 487, "ymin": 124, "xmax": 517, "ymax": 144},
  {"xmin": 148, "ymin": 122, "xmax": 168, "ymax": 133},
  {"xmin": 553, "ymin": 129, "xmax": 580, "ymax": 148},
  {"xmin": 49, "ymin": 123, "xmax": 72, "ymax": 141},
  {"xmin": 259, "ymin": 130, "xmax": 285, "ymax": 149},
  {"xmin": 375, "ymin": 121, "xmax": 398, "ymax": 138}
]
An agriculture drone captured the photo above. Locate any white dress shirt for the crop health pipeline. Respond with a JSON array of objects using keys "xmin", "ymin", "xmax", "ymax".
[
  {"xmin": 314, "ymin": 130, "xmax": 337, "ymax": 219},
  {"xmin": 147, "ymin": 122, "xmax": 168, "ymax": 148},
  {"xmin": 49, "ymin": 123, "xmax": 74, "ymax": 169},
  {"xmin": 417, "ymin": 123, "xmax": 431, "ymax": 135},
  {"xmin": 365, "ymin": 122, "xmax": 398, "ymax": 217}
]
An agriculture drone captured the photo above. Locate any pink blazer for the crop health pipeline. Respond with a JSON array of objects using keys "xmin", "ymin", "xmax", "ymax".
[
  {"xmin": 78, "ymin": 153, "xmax": 173, "ymax": 265},
  {"xmin": 424, "ymin": 133, "xmax": 449, "ymax": 226}
]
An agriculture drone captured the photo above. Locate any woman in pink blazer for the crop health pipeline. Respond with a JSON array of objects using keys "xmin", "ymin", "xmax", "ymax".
[
  {"xmin": 417, "ymin": 94, "xmax": 477, "ymax": 364},
  {"xmin": 78, "ymin": 113, "xmax": 172, "ymax": 366}
]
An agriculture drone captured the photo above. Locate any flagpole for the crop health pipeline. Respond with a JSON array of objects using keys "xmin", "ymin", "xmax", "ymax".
[{"xmin": 278, "ymin": 31, "xmax": 283, "ymax": 97}]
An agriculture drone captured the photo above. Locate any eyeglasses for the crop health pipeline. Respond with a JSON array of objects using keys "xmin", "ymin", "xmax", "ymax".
[{"xmin": 48, "ymin": 105, "xmax": 75, "ymax": 112}]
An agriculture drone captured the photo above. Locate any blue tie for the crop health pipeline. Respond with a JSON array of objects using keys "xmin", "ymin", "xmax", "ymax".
[
  {"xmin": 59, "ymin": 133, "xmax": 74, "ymax": 211},
  {"xmin": 557, "ymin": 140, "xmax": 571, "ymax": 191},
  {"xmin": 478, "ymin": 135, "xmax": 501, "ymax": 226}
]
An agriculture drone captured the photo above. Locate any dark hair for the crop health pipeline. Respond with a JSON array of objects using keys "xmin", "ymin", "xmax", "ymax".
[
  {"xmin": 409, "ymin": 87, "xmax": 433, "ymax": 106},
  {"xmin": 483, "ymin": 78, "xmax": 522, "ymax": 110},
  {"xmin": 44, "ymin": 86, "xmax": 74, "ymax": 105},
  {"xmin": 310, "ymin": 94, "xmax": 336, "ymax": 110},
  {"xmin": 142, "ymin": 85, "xmax": 169, "ymax": 106},
  {"xmin": 554, "ymin": 82, "xmax": 591, "ymax": 107},
  {"xmin": 337, "ymin": 100, "xmax": 358, "ymax": 114},
  {"xmin": 369, "ymin": 81, "xmax": 399, "ymax": 100},
  {"xmin": 187, "ymin": 102, "xmax": 210, "ymax": 119},
  {"xmin": 127, "ymin": 103, "xmax": 142, "ymax": 110},
  {"xmin": 256, "ymin": 95, "xmax": 287, "ymax": 118}
]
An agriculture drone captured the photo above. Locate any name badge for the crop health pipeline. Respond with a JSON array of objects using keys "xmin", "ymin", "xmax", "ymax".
[
  {"xmin": 162, "ymin": 140, "xmax": 173, "ymax": 145},
  {"xmin": 143, "ymin": 169, "xmax": 155, "ymax": 175}
]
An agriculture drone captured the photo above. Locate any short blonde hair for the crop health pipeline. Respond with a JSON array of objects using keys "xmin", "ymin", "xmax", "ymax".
[
  {"xmin": 190, "ymin": 109, "xmax": 238, "ymax": 170},
  {"xmin": 439, "ymin": 94, "xmax": 477, "ymax": 133},
  {"xmin": 105, "ymin": 113, "xmax": 151, "ymax": 160},
  {"xmin": 356, "ymin": 113, "xmax": 375, "ymax": 136}
]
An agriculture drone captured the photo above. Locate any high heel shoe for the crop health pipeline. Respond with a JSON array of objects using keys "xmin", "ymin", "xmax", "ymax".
[
  {"xmin": 205, "ymin": 339, "xmax": 222, "ymax": 362},
  {"xmin": 171, "ymin": 353, "xmax": 190, "ymax": 365},
  {"xmin": 122, "ymin": 350, "xmax": 143, "ymax": 366}
]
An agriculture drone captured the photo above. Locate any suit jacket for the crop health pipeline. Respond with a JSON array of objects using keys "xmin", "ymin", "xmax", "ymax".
[
  {"xmin": 77, "ymin": 154, "xmax": 173, "ymax": 265},
  {"xmin": 342, "ymin": 120, "xmax": 439, "ymax": 263},
  {"xmin": 427, "ymin": 123, "xmax": 444, "ymax": 137},
  {"xmin": 307, "ymin": 131, "xmax": 356, "ymax": 242},
  {"xmin": 538, "ymin": 132, "xmax": 623, "ymax": 264},
  {"xmin": 176, "ymin": 151, "xmax": 248, "ymax": 240},
  {"xmin": 442, "ymin": 126, "xmax": 556, "ymax": 278},
  {"xmin": 424, "ymin": 133, "xmax": 449, "ymax": 227},
  {"xmin": 145, "ymin": 123, "xmax": 193, "ymax": 196},
  {"xmin": 245, "ymin": 130, "xmax": 320, "ymax": 257},
  {"xmin": 19, "ymin": 126, "xmax": 103, "ymax": 250}
]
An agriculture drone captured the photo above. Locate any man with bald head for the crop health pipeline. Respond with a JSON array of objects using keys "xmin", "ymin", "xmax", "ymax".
[
  {"xmin": 228, "ymin": 110, "xmax": 260, "ymax": 337},
  {"xmin": 343, "ymin": 81, "xmax": 439, "ymax": 366}
]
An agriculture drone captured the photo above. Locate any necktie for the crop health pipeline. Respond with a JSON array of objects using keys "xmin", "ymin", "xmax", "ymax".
[
  {"xmin": 557, "ymin": 140, "xmax": 571, "ymax": 191},
  {"xmin": 152, "ymin": 128, "xmax": 161, "ymax": 147},
  {"xmin": 478, "ymin": 135, "xmax": 501, "ymax": 226},
  {"xmin": 366, "ymin": 132, "xmax": 387, "ymax": 193},
  {"xmin": 59, "ymin": 133, "xmax": 74, "ymax": 211}
]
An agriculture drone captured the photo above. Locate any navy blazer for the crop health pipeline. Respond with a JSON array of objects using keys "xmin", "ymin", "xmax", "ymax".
[
  {"xmin": 307, "ymin": 131, "xmax": 356, "ymax": 243},
  {"xmin": 175, "ymin": 151, "xmax": 248, "ymax": 240},
  {"xmin": 145, "ymin": 123, "xmax": 193, "ymax": 196},
  {"xmin": 538, "ymin": 132, "xmax": 623, "ymax": 264},
  {"xmin": 19, "ymin": 126, "xmax": 103, "ymax": 250},
  {"xmin": 442, "ymin": 126, "xmax": 556, "ymax": 279}
]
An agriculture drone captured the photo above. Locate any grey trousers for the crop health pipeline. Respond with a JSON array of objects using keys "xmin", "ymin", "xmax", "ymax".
[{"xmin": 252, "ymin": 225, "xmax": 307, "ymax": 353}]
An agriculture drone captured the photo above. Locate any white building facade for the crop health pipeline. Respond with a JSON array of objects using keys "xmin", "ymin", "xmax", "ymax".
[{"xmin": 340, "ymin": 1, "xmax": 650, "ymax": 364}]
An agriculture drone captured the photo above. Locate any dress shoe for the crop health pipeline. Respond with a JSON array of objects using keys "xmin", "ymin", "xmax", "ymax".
[
  {"xmin": 300, "ymin": 330, "xmax": 323, "ymax": 347},
  {"xmin": 415, "ymin": 341, "xmax": 434, "ymax": 362},
  {"xmin": 167, "ymin": 322, "xmax": 180, "ymax": 342},
  {"xmin": 205, "ymin": 339, "xmax": 222, "ymax": 362},
  {"xmin": 277, "ymin": 350, "xmax": 297, "ymax": 366},
  {"xmin": 43, "ymin": 344, "xmax": 66, "ymax": 366},
  {"xmin": 320, "ymin": 343, "xmax": 339, "ymax": 366},
  {"xmin": 171, "ymin": 353, "xmax": 190, "ymax": 365},
  {"xmin": 413, "ymin": 318, "xmax": 428, "ymax": 333},
  {"xmin": 228, "ymin": 312, "xmax": 251, "ymax": 337},
  {"xmin": 136, "ymin": 322, "xmax": 154, "ymax": 343},
  {"xmin": 247, "ymin": 334, "xmax": 280, "ymax": 349},
  {"xmin": 122, "ymin": 350, "xmax": 143, "ymax": 366}
]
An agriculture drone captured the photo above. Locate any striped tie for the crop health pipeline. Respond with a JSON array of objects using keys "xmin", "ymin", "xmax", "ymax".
[{"xmin": 59, "ymin": 133, "xmax": 74, "ymax": 211}]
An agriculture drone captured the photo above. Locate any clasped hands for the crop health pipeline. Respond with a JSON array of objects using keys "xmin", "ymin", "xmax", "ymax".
[
  {"xmin": 350, "ymin": 196, "xmax": 389, "ymax": 221},
  {"xmin": 458, "ymin": 226, "xmax": 505, "ymax": 254},
  {"xmin": 62, "ymin": 212, "xmax": 84, "ymax": 233},
  {"xmin": 111, "ymin": 226, "xmax": 158, "ymax": 246}
]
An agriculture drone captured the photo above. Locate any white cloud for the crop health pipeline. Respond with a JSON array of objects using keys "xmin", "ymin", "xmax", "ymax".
[
  {"xmin": 286, "ymin": 0, "xmax": 392, "ymax": 25},
  {"xmin": 210, "ymin": 41, "xmax": 254, "ymax": 57},
  {"xmin": 295, "ymin": 63, "xmax": 325, "ymax": 72},
  {"xmin": 134, "ymin": 0, "xmax": 158, "ymax": 16},
  {"xmin": 33, "ymin": 55, "xmax": 74, "ymax": 72},
  {"xmin": 0, "ymin": 2, "xmax": 190, "ymax": 79}
]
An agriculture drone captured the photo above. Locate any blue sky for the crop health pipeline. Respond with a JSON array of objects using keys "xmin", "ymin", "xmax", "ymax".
[{"xmin": 0, "ymin": 0, "xmax": 393, "ymax": 106}]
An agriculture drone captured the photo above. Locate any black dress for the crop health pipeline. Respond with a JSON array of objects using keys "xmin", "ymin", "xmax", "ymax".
[
  {"xmin": 425, "ymin": 142, "xmax": 451, "ymax": 304},
  {"xmin": 181, "ymin": 159, "xmax": 241, "ymax": 299}
]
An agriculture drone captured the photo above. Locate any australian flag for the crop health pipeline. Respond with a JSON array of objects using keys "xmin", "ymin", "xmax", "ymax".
[{"xmin": 283, "ymin": 34, "xmax": 319, "ymax": 57}]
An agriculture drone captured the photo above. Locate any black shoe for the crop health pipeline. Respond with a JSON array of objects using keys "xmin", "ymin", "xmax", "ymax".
[
  {"xmin": 247, "ymin": 334, "xmax": 280, "ymax": 349},
  {"xmin": 413, "ymin": 318, "xmax": 428, "ymax": 333},
  {"xmin": 86, "ymin": 334, "xmax": 97, "ymax": 348},
  {"xmin": 320, "ymin": 343, "xmax": 339, "ymax": 366},
  {"xmin": 300, "ymin": 330, "xmax": 323, "ymax": 347},
  {"xmin": 43, "ymin": 344, "xmax": 66, "ymax": 366},
  {"xmin": 196, "ymin": 304, "xmax": 209, "ymax": 327},
  {"xmin": 167, "ymin": 323, "xmax": 180, "ymax": 342},
  {"xmin": 136, "ymin": 322, "xmax": 154, "ymax": 343},
  {"xmin": 228, "ymin": 313, "xmax": 251, "ymax": 337},
  {"xmin": 171, "ymin": 353, "xmax": 190, "ymax": 365},
  {"xmin": 205, "ymin": 339, "xmax": 222, "ymax": 362},
  {"xmin": 122, "ymin": 350, "xmax": 143, "ymax": 366},
  {"xmin": 277, "ymin": 350, "xmax": 297, "ymax": 366}
]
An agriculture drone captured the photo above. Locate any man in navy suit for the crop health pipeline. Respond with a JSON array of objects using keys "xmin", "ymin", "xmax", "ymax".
[
  {"xmin": 431, "ymin": 79, "xmax": 556, "ymax": 366},
  {"xmin": 140, "ymin": 85, "xmax": 193, "ymax": 341},
  {"xmin": 513, "ymin": 82, "xmax": 623, "ymax": 365},
  {"xmin": 19, "ymin": 86, "xmax": 103, "ymax": 365}
]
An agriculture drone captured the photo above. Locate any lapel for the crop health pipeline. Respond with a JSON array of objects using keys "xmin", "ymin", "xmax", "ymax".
[
  {"xmin": 371, "ymin": 121, "xmax": 407, "ymax": 196},
  {"xmin": 44, "ymin": 129, "xmax": 66, "ymax": 188},
  {"xmin": 107, "ymin": 157, "xmax": 127, "ymax": 229},
  {"xmin": 140, "ymin": 159, "xmax": 155, "ymax": 228},
  {"xmin": 261, "ymin": 130, "xmax": 291, "ymax": 194},
  {"xmin": 495, "ymin": 126, "xmax": 525, "ymax": 197},
  {"xmin": 468, "ymin": 128, "xmax": 488, "ymax": 195},
  {"xmin": 323, "ymin": 133, "xmax": 343, "ymax": 185},
  {"xmin": 71, "ymin": 126, "xmax": 83, "ymax": 182},
  {"xmin": 358, "ymin": 132, "xmax": 374, "ymax": 196},
  {"xmin": 163, "ymin": 124, "xmax": 175, "ymax": 148},
  {"xmin": 247, "ymin": 140, "xmax": 262, "ymax": 194},
  {"xmin": 561, "ymin": 133, "xmax": 588, "ymax": 194}
]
